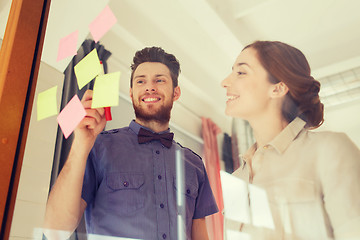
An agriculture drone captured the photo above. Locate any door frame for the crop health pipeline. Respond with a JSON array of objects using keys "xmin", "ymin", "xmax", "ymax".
[{"xmin": 0, "ymin": 0, "xmax": 51, "ymax": 238}]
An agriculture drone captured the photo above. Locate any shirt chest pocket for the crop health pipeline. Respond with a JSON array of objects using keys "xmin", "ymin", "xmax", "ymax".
[
  {"xmin": 106, "ymin": 173, "xmax": 145, "ymax": 215},
  {"xmin": 173, "ymin": 177, "xmax": 198, "ymax": 220},
  {"xmin": 263, "ymin": 179, "xmax": 329, "ymax": 238}
]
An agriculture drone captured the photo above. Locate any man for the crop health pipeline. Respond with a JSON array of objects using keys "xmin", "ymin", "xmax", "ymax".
[{"xmin": 43, "ymin": 47, "xmax": 218, "ymax": 240}]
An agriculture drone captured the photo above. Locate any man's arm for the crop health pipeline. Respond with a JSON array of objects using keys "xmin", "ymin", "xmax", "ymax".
[
  {"xmin": 191, "ymin": 218, "xmax": 209, "ymax": 240},
  {"xmin": 43, "ymin": 90, "xmax": 106, "ymax": 239}
]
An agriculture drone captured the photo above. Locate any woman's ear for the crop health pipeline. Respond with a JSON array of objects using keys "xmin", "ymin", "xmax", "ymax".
[{"xmin": 270, "ymin": 82, "xmax": 289, "ymax": 98}]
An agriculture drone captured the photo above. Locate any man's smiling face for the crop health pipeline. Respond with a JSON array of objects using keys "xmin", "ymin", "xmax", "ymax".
[{"xmin": 130, "ymin": 62, "xmax": 180, "ymax": 124}]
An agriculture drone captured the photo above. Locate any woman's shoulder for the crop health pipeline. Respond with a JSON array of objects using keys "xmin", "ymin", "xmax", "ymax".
[
  {"xmin": 306, "ymin": 129, "xmax": 350, "ymax": 143},
  {"xmin": 304, "ymin": 129, "xmax": 359, "ymax": 155}
]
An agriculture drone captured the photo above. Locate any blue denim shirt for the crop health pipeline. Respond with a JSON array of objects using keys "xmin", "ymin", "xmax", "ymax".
[{"xmin": 81, "ymin": 120, "xmax": 218, "ymax": 239}]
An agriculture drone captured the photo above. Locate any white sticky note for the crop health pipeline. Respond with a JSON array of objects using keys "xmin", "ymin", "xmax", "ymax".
[
  {"xmin": 248, "ymin": 184, "xmax": 275, "ymax": 229},
  {"xmin": 220, "ymin": 171, "xmax": 251, "ymax": 224}
]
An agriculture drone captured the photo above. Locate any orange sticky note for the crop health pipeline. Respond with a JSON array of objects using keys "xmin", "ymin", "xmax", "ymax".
[
  {"xmin": 91, "ymin": 71, "xmax": 121, "ymax": 108},
  {"xmin": 89, "ymin": 5, "xmax": 117, "ymax": 43},
  {"xmin": 74, "ymin": 48, "xmax": 102, "ymax": 90},
  {"xmin": 57, "ymin": 30, "xmax": 78, "ymax": 62},
  {"xmin": 57, "ymin": 95, "xmax": 86, "ymax": 139},
  {"xmin": 37, "ymin": 86, "xmax": 58, "ymax": 121}
]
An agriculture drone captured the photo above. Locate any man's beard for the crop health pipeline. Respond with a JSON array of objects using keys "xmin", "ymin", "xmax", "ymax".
[{"xmin": 133, "ymin": 99, "xmax": 173, "ymax": 124}]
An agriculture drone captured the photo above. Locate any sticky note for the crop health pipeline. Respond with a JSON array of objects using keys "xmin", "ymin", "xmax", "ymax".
[
  {"xmin": 220, "ymin": 171, "xmax": 251, "ymax": 224},
  {"xmin": 248, "ymin": 184, "xmax": 275, "ymax": 229},
  {"xmin": 91, "ymin": 71, "xmax": 121, "ymax": 108},
  {"xmin": 56, "ymin": 30, "xmax": 78, "ymax": 62},
  {"xmin": 37, "ymin": 86, "xmax": 58, "ymax": 121},
  {"xmin": 57, "ymin": 95, "xmax": 86, "ymax": 139},
  {"xmin": 89, "ymin": 5, "xmax": 117, "ymax": 43},
  {"xmin": 74, "ymin": 48, "xmax": 102, "ymax": 90}
]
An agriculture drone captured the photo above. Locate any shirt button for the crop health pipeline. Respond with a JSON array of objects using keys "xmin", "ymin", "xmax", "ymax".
[
  {"xmin": 186, "ymin": 189, "xmax": 191, "ymax": 194},
  {"xmin": 158, "ymin": 175, "xmax": 162, "ymax": 180},
  {"xmin": 162, "ymin": 233, "xmax": 167, "ymax": 239},
  {"xmin": 123, "ymin": 181, "xmax": 129, "ymax": 187},
  {"xmin": 160, "ymin": 203, "xmax": 164, "ymax": 208},
  {"xmin": 156, "ymin": 150, "xmax": 160, "ymax": 154}
]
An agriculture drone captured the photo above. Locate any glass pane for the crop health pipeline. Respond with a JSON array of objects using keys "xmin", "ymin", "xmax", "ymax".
[{"xmin": 7, "ymin": 1, "xmax": 360, "ymax": 240}]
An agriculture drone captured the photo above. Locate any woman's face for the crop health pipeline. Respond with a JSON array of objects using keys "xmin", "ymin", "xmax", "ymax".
[{"xmin": 221, "ymin": 47, "xmax": 276, "ymax": 120}]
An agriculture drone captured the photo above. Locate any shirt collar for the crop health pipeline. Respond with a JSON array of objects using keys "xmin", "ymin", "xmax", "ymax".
[
  {"xmin": 269, "ymin": 117, "xmax": 306, "ymax": 154},
  {"xmin": 241, "ymin": 117, "xmax": 306, "ymax": 163},
  {"xmin": 241, "ymin": 144, "xmax": 257, "ymax": 166},
  {"xmin": 129, "ymin": 120, "xmax": 171, "ymax": 135}
]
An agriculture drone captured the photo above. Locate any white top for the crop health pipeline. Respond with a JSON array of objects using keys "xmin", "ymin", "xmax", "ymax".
[{"xmin": 232, "ymin": 117, "xmax": 360, "ymax": 240}]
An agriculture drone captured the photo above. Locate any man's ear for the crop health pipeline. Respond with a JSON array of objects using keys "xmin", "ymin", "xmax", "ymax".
[
  {"xmin": 270, "ymin": 82, "xmax": 288, "ymax": 98},
  {"xmin": 173, "ymin": 86, "xmax": 181, "ymax": 101},
  {"xmin": 129, "ymin": 88, "xmax": 133, "ymax": 98}
]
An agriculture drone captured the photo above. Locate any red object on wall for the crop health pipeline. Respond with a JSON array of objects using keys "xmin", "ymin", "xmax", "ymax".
[{"xmin": 201, "ymin": 117, "xmax": 224, "ymax": 240}]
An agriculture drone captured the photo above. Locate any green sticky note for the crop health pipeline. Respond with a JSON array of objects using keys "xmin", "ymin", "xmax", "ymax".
[
  {"xmin": 74, "ymin": 48, "xmax": 102, "ymax": 90},
  {"xmin": 37, "ymin": 86, "xmax": 58, "ymax": 121},
  {"xmin": 92, "ymin": 71, "xmax": 121, "ymax": 108}
]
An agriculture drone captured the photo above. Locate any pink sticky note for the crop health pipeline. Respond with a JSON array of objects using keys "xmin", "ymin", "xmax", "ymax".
[
  {"xmin": 57, "ymin": 30, "xmax": 79, "ymax": 62},
  {"xmin": 89, "ymin": 5, "xmax": 117, "ymax": 42},
  {"xmin": 57, "ymin": 95, "xmax": 86, "ymax": 139}
]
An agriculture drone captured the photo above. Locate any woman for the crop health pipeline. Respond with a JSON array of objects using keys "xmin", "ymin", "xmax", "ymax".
[{"xmin": 221, "ymin": 40, "xmax": 360, "ymax": 239}]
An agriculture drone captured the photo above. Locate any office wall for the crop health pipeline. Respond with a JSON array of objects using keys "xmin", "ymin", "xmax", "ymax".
[{"xmin": 319, "ymin": 100, "xmax": 360, "ymax": 147}]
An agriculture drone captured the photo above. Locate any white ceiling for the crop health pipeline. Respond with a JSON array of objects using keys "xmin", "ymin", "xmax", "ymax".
[{"xmin": 1, "ymin": 0, "xmax": 360, "ymax": 143}]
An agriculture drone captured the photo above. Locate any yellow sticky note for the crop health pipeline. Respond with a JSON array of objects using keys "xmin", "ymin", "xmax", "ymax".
[
  {"xmin": 91, "ymin": 71, "xmax": 121, "ymax": 108},
  {"xmin": 74, "ymin": 48, "xmax": 102, "ymax": 90},
  {"xmin": 37, "ymin": 86, "xmax": 58, "ymax": 121}
]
